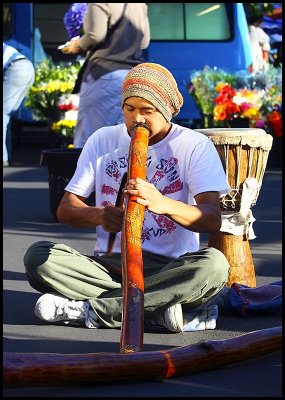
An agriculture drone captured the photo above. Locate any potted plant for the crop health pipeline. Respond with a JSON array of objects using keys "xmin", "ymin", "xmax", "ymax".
[
  {"xmin": 25, "ymin": 58, "xmax": 81, "ymax": 144},
  {"xmin": 25, "ymin": 58, "xmax": 84, "ymax": 219}
]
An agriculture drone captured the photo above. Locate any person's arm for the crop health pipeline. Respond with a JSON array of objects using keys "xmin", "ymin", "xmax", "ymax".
[
  {"xmin": 56, "ymin": 191, "xmax": 124, "ymax": 232},
  {"xmin": 79, "ymin": 3, "xmax": 110, "ymax": 50},
  {"xmin": 124, "ymin": 178, "xmax": 221, "ymax": 233},
  {"xmin": 67, "ymin": 3, "xmax": 110, "ymax": 54}
]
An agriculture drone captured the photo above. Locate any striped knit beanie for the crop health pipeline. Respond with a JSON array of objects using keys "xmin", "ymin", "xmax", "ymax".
[{"xmin": 122, "ymin": 63, "xmax": 183, "ymax": 122}]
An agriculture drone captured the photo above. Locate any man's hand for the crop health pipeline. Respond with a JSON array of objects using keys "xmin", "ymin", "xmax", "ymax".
[
  {"xmin": 100, "ymin": 204, "xmax": 124, "ymax": 233},
  {"xmin": 68, "ymin": 38, "xmax": 81, "ymax": 54},
  {"xmin": 124, "ymin": 177, "xmax": 165, "ymax": 214},
  {"xmin": 124, "ymin": 177, "xmax": 222, "ymax": 233},
  {"xmin": 58, "ymin": 37, "xmax": 81, "ymax": 54},
  {"xmin": 57, "ymin": 192, "xmax": 124, "ymax": 229}
]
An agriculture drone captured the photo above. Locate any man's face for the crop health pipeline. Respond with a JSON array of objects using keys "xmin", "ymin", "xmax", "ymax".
[{"xmin": 123, "ymin": 97, "xmax": 171, "ymax": 144}]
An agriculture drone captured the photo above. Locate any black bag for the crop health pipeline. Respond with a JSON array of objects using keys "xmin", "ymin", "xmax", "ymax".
[{"xmin": 72, "ymin": 58, "xmax": 89, "ymax": 94}]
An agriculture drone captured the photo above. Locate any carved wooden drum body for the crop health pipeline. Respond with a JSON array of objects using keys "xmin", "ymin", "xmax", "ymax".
[{"xmin": 196, "ymin": 128, "xmax": 273, "ymax": 287}]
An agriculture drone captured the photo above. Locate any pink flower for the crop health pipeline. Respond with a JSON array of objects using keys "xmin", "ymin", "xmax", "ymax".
[
  {"xmin": 254, "ymin": 119, "xmax": 266, "ymax": 128},
  {"xmin": 240, "ymin": 102, "xmax": 250, "ymax": 111}
]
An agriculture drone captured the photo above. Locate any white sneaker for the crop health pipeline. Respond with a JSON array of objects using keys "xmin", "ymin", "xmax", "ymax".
[
  {"xmin": 145, "ymin": 303, "xmax": 184, "ymax": 332},
  {"xmin": 34, "ymin": 293, "xmax": 100, "ymax": 328}
]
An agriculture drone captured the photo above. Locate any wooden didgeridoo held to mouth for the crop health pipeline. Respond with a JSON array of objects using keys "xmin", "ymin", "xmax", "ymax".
[{"xmin": 120, "ymin": 122, "xmax": 150, "ymax": 353}]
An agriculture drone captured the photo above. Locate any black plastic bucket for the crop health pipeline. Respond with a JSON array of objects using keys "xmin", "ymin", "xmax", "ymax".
[{"xmin": 41, "ymin": 148, "xmax": 82, "ymax": 218}]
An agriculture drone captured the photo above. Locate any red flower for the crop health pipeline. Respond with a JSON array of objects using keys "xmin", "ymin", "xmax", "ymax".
[
  {"xmin": 213, "ymin": 83, "xmax": 241, "ymax": 121},
  {"xmin": 214, "ymin": 84, "xmax": 237, "ymax": 105},
  {"xmin": 267, "ymin": 111, "xmax": 282, "ymax": 138},
  {"xmin": 226, "ymin": 101, "xmax": 240, "ymax": 116},
  {"xmin": 58, "ymin": 104, "xmax": 74, "ymax": 111}
]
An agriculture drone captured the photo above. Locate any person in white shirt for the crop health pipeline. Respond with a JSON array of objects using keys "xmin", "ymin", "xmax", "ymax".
[
  {"xmin": 24, "ymin": 63, "xmax": 231, "ymax": 333},
  {"xmin": 3, "ymin": 43, "xmax": 35, "ymax": 166},
  {"xmin": 248, "ymin": 15, "xmax": 271, "ymax": 72}
]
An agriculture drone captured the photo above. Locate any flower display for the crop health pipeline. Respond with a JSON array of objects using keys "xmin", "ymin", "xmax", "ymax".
[
  {"xmin": 47, "ymin": 90, "xmax": 79, "ymax": 148},
  {"xmin": 188, "ymin": 66, "xmax": 236, "ymax": 117},
  {"xmin": 57, "ymin": 93, "xmax": 79, "ymax": 118},
  {"xmin": 64, "ymin": 3, "xmax": 87, "ymax": 40},
  {"xmin": 188, "ymin": 64, "xmax": 282, "ymax": 136},
  {"xmin": 25, "ymin": 59, "xmax": 81, "ymax": 146},
  {"xmin": 258, "ymin": 67, "xmax": 282, "ymax": 137},
  {"xmin": 26, "ymin": 81, "xmax": 75, "ymax": 122},
  {"xmin": 213, "ymin": 84, "xmax": 263, "ymax": 126},
  {"xmin": 50, "ymin": 93, "xmax": 79, "ymax": 141},
  {"xmin": 25, "ymin": 59, "xmax": 81, "ymax": 122}
]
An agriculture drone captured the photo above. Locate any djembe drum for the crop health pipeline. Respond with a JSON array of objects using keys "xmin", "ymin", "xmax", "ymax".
[{"xmin": 195, "ymin": 128, "xmax": 273, "ymax": 287}]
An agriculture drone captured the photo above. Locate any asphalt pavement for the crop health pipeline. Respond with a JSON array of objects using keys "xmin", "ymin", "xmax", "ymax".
[{"xmin": 3, "ymin": 144, "xmax": 282, "ymax": 397}]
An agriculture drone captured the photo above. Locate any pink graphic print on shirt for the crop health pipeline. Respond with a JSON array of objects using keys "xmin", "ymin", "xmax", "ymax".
[
  {"xmin": 101, "ymin": 156, "xmax": 128, "ymax": 206},
  {"xmin": 102, "ymin": 155, "xmax": 183, "ymax": 241}
]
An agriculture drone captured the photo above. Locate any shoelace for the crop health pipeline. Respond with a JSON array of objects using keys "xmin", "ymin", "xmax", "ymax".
[{"xmin": 57, "ymin": 300, "xmax": 87, "ymax": 321}]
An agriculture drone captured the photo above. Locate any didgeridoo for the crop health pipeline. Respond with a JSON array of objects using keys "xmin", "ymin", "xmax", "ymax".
[
  {"xmin": 120, "ymin": 122, "xmax": 150, "ymax": 353},
  {"xmin": 3, "ymin": 326, "xmax": 282, "ymax": 387}
]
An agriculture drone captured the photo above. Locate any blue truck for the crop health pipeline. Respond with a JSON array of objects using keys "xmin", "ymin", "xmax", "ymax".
[{"xmin": 3, "ymin": 2, "xmax": 253, "ymax": 125}]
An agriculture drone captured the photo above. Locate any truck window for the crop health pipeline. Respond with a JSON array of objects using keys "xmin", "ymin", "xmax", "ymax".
[
  {"xmin": 185, "ymin": 3, "xmax": 230, "ymax": 40},
  {"xmin": 148, "ymin": 3, "xmax": 232, "ymax": 41},
  {"xmin": 148, "ymin": 4, "xmax": 184, "ymax": 40}
]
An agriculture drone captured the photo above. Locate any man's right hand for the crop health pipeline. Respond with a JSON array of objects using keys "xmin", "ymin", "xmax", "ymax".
[
  {"xmin": 100, "ymin": 204, "xmax": 124, "ymax": 233},
  {"xmin": 57, "ymin": 192, "xmax": 124, "ymax": 229}
]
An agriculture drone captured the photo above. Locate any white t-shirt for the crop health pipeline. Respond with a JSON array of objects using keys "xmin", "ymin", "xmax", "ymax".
[{"xmin": 66, "ymin": 123, "xmax": 230, "ymax": 258}]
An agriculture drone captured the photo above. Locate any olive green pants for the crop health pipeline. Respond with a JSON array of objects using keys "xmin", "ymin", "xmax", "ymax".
[{"xmin": 24, "ymin": 241, "xmax": 229, "ymax": 328}]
